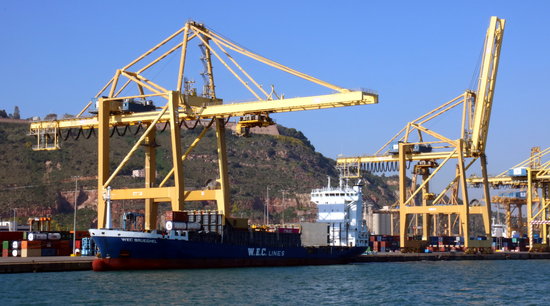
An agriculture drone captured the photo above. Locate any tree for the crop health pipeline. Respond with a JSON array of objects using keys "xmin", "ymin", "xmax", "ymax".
[
  {"xmin": 13, "ymin": 106, "xmax": 20, "ymax": 119},
  {"xmin": 0, "ymin": 109, "xmax": 7, "ymax": 118}
]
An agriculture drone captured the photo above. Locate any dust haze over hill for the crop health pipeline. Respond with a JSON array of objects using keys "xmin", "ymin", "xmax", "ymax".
[{"xmin": 0, "ymin": 120, "xmax": 399, "ymax": 230}]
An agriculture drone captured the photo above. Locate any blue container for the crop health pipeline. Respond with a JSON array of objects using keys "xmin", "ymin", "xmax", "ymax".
[
  {"xmin": 41, "ymin": 248, "xmax": 57, "ymax": 256},
  {"xmin": 508, "ymin": 167, "xmax": 527, "ymax": 177},
  {"xmin": 389, "ymin": 141, "xmax": 401, "ymax": 154}
]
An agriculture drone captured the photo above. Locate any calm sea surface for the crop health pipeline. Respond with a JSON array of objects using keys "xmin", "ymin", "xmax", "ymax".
[{"xmin": 2, "ymin": 260, "xmax": 549, "ymax": 305}]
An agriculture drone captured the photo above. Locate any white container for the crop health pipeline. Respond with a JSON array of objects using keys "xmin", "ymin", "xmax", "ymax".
[
  {"xmin": 28, "ymin": 233, "xmax": 48, "ymax": 241},
  {"xmin": 47, "ymin": 233, "xmax": 61, "ymax": 240},
  {"xmin": 165, "ymin": 221, "xmax": 201, "ymax": 231},
  {"xmin": 12, "ymin": 249, "xmax": 20, "ymax": 257},
  {"xmin": 12, "ymin": 241, "xmax": 20, "ymax": 249}
]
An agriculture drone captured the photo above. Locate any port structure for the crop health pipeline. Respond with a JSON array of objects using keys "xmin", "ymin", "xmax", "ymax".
[
  {"xmin": 28, "ymin": 21, "xmax": 378, "ymax": 230},
  {"xmin": 468, "ymin": 147, "xmax": 550, "ymax": 250},
  {"xmin": 336, "ymin": 17, "xmax": 505, "ymax": 251}
]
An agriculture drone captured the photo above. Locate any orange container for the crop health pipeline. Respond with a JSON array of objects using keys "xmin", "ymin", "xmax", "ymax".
[{"xmin": 22, "ymin": 241, "xmax": 42, "ymax": 249}]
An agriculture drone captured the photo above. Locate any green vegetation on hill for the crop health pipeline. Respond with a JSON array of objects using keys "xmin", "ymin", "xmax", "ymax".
[{"xmin": 0, "ymin": 121, "xmax": 399, "ymax": 229}]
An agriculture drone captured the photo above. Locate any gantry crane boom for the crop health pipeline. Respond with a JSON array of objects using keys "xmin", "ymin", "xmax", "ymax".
[
  {"xmin": 28, "ymin": 20, "xmax": 378, "ymax": 229},
  {"xmin": 470, "ymin": 16, "xmax": 505, "ymax": 154},
  {"xmin": 335, "ymin": 16, "xmax": 505, "ymax": 250},
  {"xmin": 29, "ymin": 91, "xmax": 375, "ymax": 131}
]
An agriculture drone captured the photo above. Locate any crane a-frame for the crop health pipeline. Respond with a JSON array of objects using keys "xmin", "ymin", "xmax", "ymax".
[
  {"xmin": 468, "ymin": 147, "xmax": 550, "ymax": 250},
  {"xmin": 28, "ymin": 21, "xmax": 378, "ymax": 229},
  {"xmin": 337, "ymin": 16, "xmax": 505, "ymax": 251}
]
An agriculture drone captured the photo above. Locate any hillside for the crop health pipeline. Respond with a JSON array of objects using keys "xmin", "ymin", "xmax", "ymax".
[{"xmin": 0, "ymin": 120, "xmax": 400, "ymax": 230}]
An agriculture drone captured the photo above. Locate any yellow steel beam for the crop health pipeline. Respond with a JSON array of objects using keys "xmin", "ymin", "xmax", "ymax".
[
  {"xmin": 337, "ymin": 150, "xmax": 462, "ymax": 165},
  {"xmin": 30, "ymin": 91, "xmax": 377, "ymax": 131},
  {"xmin": 110, "ymin": 187, "xmax": 219, "ymax": 202},
  {"xmin": 401, "ymin": 205, "xmax": 487, "ymax": 215},
  {"xmin": 97, "ymin": 98, "xmax": 111, "ymax": 228},
  {"xmin": 144, "ymin": 125, "xmax": 157, "ymax": 231},
  {"xmin": 168, "ymin": 92, "xmax": 185, "ymax": 212},
  {"xmin": 215, "ymin": 118, "xmax": 230, "ymax": 218},
  {"xmin": 470, "ymin": 17, "xmax": 505, "ymax": 153}
]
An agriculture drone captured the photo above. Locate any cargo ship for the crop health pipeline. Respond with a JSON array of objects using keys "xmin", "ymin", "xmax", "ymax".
[{"xmin": 90, "ymin": 210, "xmax": 368, "ymax": 271}]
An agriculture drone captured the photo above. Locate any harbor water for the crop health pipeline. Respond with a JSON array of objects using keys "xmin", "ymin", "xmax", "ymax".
[{"xmin": 1, "ymin": 260, "xmax": 549, "ymax": 305}]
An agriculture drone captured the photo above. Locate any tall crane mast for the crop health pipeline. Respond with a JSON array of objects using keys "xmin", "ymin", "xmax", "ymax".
[
  {"xmin": 468, "ymin": 147, "xmax": 550, "ymax": 250},
  {"xmin": 28, "ymin": 21, "xmax": 378, "ymax": 229},
  {"xmin": 336, "ymin": 16, "xmax": 505, "ymax": 251}
]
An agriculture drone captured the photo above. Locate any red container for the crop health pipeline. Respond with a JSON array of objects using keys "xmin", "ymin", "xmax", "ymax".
[
  {"xmin": 70, "ymin": 231, "xmax": 90, "ymax": 240},
  {"xmin": 22, "ymin": 241, "xmax": 42, "ymax": 250},
  {"xmin": 2, "ymin": 249, "xmax": 9, "ymax": 257},
  {"xmin": 57, "ymin": 246, "xmax": 72, "ymax": 256},
  {"xmin": 0, "ymin": 232, "xmax": 25, "ymax": 241},
  {"xmin": 75, "ymin": 240, "xmax": 82, "ymax": 249},
  {"xmin": 166, "ymin": 211, "xmax": 188, "ymax": 222}
]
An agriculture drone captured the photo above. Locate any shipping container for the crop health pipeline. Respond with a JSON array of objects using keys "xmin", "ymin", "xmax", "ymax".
[
  {"xmin": 21, "ymin": 248, "xmax": 40, "ymax": 257},
  {"xmin": 41, "ymin": 248, "xmax": 57, "ymax": 256},
  {"xmin": 0, "ymin": 231, "xmax": 24, "ymax": 241},
  {"xmin": 2, "ymin": 240, "xmax": 10, "ymax": 251},
  {"xmin": 22, "ymin": 241, "xmax": 42, "ymax": 249},
  {"xmin": 165, "ymin": 211, "xmax": 189, "ymax": 222}
]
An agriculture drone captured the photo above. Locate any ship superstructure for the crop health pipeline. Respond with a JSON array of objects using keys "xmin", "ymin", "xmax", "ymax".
[{"xmin": 311, "ymin": 177, "xmax": 368, "ymax": 247}]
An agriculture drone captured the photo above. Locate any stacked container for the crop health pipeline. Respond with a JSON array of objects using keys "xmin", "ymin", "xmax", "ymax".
[
  {"xmin": 11, "ymin": 241, "xmax": 21, "ymax": 257},
  {"xmin": 369, "ymin": 235, "xmax": 399, "ymax": 252}
]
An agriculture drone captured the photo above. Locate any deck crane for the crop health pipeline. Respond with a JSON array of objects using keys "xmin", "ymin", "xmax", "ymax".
[
  {"xmin": 28, "ymin": 21, "xmax": 378, "ymax": 229},
  {"xmin": 336, "ymin": 16, "xmax": 505, "ymax": 251},
  {"xmin": 468, "ymin": 147, "xmax": 550, "ymax": 250}
]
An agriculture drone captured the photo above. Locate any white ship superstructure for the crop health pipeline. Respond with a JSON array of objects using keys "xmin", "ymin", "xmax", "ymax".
[{"xmin": 311, "ymin": 177, "xmax": 368, "ymax": 247}]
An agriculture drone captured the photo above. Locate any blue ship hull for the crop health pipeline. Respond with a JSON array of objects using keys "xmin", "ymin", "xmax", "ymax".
[{"xmin": 90, "ymin": 229, "xmax": 366, "ymax": 271}]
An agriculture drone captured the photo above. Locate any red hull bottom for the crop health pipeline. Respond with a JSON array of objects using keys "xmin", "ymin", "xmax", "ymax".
[{"xmin": 92, "ymin": 257, "xmax": 351, "ymax": 271}]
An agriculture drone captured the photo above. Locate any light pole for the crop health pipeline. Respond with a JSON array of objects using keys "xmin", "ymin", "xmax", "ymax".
[
  {"xmin": 72, "ymin": 176, "xmax": 79, "ymax": 255},
  {"xmin": 266, "ymin": 186, "xmax": 270, "ymax": 225},
  {"xmin": 12, "ymin": 208, "xmax": 17, "ymax": 231},
  {"xmin": 282, "ymin": 190, "xmax": 286, "ymax": 225}
]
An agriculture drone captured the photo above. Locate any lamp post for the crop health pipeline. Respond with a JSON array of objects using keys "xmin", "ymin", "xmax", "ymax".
[
  {"xmin": 72, "ymin": 176, "xmax": 79, "ymax": 255},
  {"xmin": 12, "ymin": 208, "xmax": 17, "ymax": 231},
  {"xmin": 282, "ymin": 190, "xmax": 286, "ymax": 225},
  {"xmin": 266, "ymin": 186, "xmax": 270, "ymax": 225}
]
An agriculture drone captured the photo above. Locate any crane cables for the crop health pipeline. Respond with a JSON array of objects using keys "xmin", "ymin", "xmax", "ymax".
[
  {"xmin": 56, "ymin": 116, "xmax": 229, "ymax": 143},
  {"xmin": 359, "ymin": 161, "xmax": 411, "ymax": 173},
  {"xmin": 58, "ymin": 127, "xmax": 96, "ymax": 141}
]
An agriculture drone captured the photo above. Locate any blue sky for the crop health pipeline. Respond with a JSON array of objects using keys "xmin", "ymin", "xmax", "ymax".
[{"xmin": 1, "ymin": 1, "xmax": 549, "ymax": 179}]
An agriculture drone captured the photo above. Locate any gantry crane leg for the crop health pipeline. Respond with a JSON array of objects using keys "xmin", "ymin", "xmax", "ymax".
[
  {"xmin": 527, "ymin": 170, "xmax": 534, "ymax": 249},
  {"xmin": 480, "ymin": 154, "xmax": 492, "ymax": 237},
  {"xmin": 398, "ymin": 142, "xmax": 408, "ymax": 248},
  {"xmin": 215, "ymin": 118, "xmax": 230, "ymax": 219},
  {"xmin": 422, "ymin": 173, "xmax": 429, "ymax": 240},
  {"xmin": 97, "ymin": 98, "xmax": 111, "ymax": 228},
  {"xmin": 543, "ymin": 184, "xmax": 549, "ymax": 244},
  {"xmin": 168, "ymin": 91, "xmax": 185, "ymax": 211},
  {"xmin": 457, "ymin": 141, "xmax": 471, "ymax": 248},
  {"xmin": 144, "ymin": 125, "xmax": 157, "ymax": 230}
]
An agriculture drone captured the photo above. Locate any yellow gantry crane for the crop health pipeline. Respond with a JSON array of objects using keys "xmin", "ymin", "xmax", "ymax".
[
  {"xmin": 468, "ymin": 147, "xmax": 550, "ymax": 250},
  {"xmin": 28, "ymin": 21, "xmax": 378, "ymax": 230},
  {"xmin": 337, "ymin": 16, "xmax": 505, "ymax": 251}
]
